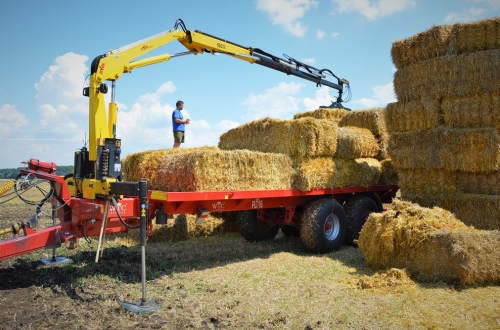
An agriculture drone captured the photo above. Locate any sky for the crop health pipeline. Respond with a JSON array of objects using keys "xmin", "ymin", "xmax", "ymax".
[{"xmin": 1, "ymin": 0, "xmax": 499, "ymax": 168}]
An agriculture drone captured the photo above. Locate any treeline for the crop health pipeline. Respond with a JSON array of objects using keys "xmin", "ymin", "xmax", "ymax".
[{"xmin": 0, "ymin": 166, "xmax": 74, "ymax": 179}]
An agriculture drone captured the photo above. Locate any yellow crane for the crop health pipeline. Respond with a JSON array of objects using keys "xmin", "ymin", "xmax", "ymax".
[{"xmin": 73, "ymin": 18, "xmax": 351, "ymax": 199}]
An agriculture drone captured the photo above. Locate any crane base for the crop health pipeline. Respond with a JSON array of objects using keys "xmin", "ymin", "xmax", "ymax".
[
  {"xmin": 119, "ymin": 300, "xmax": 161, "ymax": 314},
  {"xmin": 39, "ymin": 256, "xmax": 73, "ymax": 266}
]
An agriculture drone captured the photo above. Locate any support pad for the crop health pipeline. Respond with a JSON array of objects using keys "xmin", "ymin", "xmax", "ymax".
[
  {"xmin": 119, "ymin": 300, "xmax": 161, "ymax": 314},
  {"xmin": 39, "ymin": 256, "xmax": 73, "ymax": 266}
]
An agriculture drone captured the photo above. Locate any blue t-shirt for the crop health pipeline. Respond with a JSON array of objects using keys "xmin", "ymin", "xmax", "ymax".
[{"xmin": 172, "ymin": 109, "xmax": 185, "ymax": 132}]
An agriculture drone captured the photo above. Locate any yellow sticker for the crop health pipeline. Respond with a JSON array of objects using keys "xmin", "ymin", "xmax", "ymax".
[{"xmin": 150, "ymin": 191, "xmax": 167, "ymax": 201}]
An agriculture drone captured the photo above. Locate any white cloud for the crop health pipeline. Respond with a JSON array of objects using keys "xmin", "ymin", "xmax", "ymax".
[
  {"xmin": 473, "ymin": 0, "xmax": 500, "ymax": 9},
  {"xmin": 0, "ymin": 52, "xmax": 236, "ymax": 167},
  {"xmin": 352, "ymin": 82, "xmax": 395, "ymax": 108},
  {"xmin": 332, "ymin": 0, "xmax": 416, "ymax": 21},
  {"xmin": 331, "ymin": 32, "xmax": 340, "ymax": 38},
  {"xmin": 137, "ymin": 82, "xmax": 176, "ymax": 104},
  {"xmin": 303, "ymin": 86, "xmax": 339, "ymax": 110},
  {"xmin": 303, "ymin": 58, "xmax": 315, "ymax": 64},
  {"xmin": 0, "ymin": 104, "xmax": 30, "ymax": 138},
  {"xmin": 0, "ymin": 53, "xmax": 91, "ymax": 168},
  {"xmin": 444, "ymin": 7, "xmax": 486, "ymax": 23},
  {"xmin": 242, "ymin": 82, "xmax": 304, "ymax": 120},
  {"xmin": 256, "ymin": 0, "xmax": 319, "ymax": 37},
  {"xmin": 316, "ymin": 29, "xmax": 326, "ymax": 39},
  {"xmin": 35, "ymin": 52, "xmax": 89, "ymax": 129},
  {"xmin": 35, "ymin": 52, "xmax": 88, "ymax": 103},
  {"xmin": 214, "ymin": 119, "xmax": 240, "ymax": 132}
]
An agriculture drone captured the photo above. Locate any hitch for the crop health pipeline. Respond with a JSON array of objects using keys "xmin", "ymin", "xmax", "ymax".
[
  {"xmin": 0, "ymin": 213, "xmax": 40, "ymax": 237},
  {"xmin": 0, "ymin": 223, "xmax": 22, "ymax": 237}
]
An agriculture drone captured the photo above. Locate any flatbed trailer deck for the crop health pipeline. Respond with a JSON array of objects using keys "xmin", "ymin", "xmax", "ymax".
[{"xmin": 0, "ymin": 167, "xmax": 398, "ymax": 261}]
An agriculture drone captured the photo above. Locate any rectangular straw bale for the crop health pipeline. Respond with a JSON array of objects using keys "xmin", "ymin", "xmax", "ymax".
[
  {"xmin": 293, "ymin": 108, "xmax": 349, "ymax": 123},
  {"xmin": 292, "ymin": 157, "xmax": 336, "ymax": 191},
  {"xmin": 457, "ymin": 171, "xmax": 500, "ymax": 195},
  {"xmin": 391, "ymin": 18, "xmax": 500, "ymax": 70},
  {"xmin": 387, "ymin": 130, "xmax": 440, "ymax": 170},
  {"xmin": 376, "ymin": 135, "xmax": 390, "ymax": 161},
  {"xmin": 399, "ymin": 187, "xmax": 455, "ymax": 211},
  {"xmin": 122, "ymin": 147, "xmax": 295, "ymax": 192},
  {"xmin": 122, "ymin": 147, "xmax": 216, "ymax": 183},
  {"xmin": 121, "ymin": 149, "xmax": 155, "ymax": 182},
  {"xmin": 122, "ymin": 146, "xmax": 216, "ymax": 185},
  {"xmin": 391, "ymin": 24, "xmax": 452, "ymax": 70},
  {"xmin": 398, "ymin": 169, "xmax": 457, "ymax": 210},
  {"xmin": 451, "ymin": 193, "xmax": 500, "ymax": 230},
  {"xmin": 218, "ymin": 117, "xmax": 338, "ymax": 158},
  {"xmin": 442, "ymin": 92, "xmax": 500, "ymax": 130},
  {"xmin": 399, "ymin": 168, "xmax": 457, "ymax": 197},
  {"xmin": 388, "ymin": 127, "xmax": 500, "ymax": 172},
  {"xmin": 293, "ymin": 157, "xmax": 381, "ymax": 191},
  {"xmin": 338, "ymin": 108, "xmax": 387, "ymax": 137},
  {"xmin": 335, "ymin": 127, "xmax": 380, "ymax": 159},
  {"xmin": 358, "ymin": 200, "xmax": 500, "ymax": 284},
  {"xmin": 378, "ymin": 159, "xmax": 399, "ymax": 185},
  {"xmin": 338, "ymin": 108, "xmax": 390, "ymax": 160},
  {"xmin": 385, "ymin": 99, "xmax": 441, "ymax": 133},
  {"xmin": 394, "ymin": 49, "xmax": 500, "ymax": 102},
  {"xmin": 448, "ymin": 17, "xmax": 500, "ymax": 56}
]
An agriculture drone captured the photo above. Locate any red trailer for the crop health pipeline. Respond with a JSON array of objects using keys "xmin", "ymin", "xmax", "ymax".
[{"xmin": 0, "ymin": 166, "xmax": 398, "ymax": 261}]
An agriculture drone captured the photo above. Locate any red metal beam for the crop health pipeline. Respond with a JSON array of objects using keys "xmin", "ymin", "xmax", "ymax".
[{"xmin": 0, "ymin": 222, "xmax": 72, "ymax": 261}]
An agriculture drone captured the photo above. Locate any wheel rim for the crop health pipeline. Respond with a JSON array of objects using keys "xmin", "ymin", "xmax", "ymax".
[{"xmin": 324, "ymin": 213, "xmax": 340, "ymax": 241}]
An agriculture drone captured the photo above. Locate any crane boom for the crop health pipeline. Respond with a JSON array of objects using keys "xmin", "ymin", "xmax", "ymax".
[{"xmin": 76, "ymin": 19, "xmax": 351, "ymax": 199}]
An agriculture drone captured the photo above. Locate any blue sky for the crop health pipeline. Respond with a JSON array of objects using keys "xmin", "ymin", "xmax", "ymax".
[{"xmin": 1, "ymin": 0, "xmax": 499, "ymax": 168}]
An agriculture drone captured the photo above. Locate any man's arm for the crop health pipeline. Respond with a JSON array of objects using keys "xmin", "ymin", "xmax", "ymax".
[{"xmin": 174, "ymin": 117, "xmax": 190, "ymax": 124}]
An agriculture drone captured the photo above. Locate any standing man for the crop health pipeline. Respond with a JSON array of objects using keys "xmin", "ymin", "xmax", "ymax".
[{"xmin": 172, "ymin": 100, "xmax": 190, "ymax": 148}]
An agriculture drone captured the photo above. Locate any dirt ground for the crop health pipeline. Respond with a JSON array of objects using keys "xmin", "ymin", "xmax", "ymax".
[{"xmin": 1, "ymin": 193, "xmax": 500, "ymax": 329}]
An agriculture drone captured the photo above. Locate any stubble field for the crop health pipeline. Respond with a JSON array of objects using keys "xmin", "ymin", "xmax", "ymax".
[{"xmin": 0, "ymin": 180, "xmax": 499, "ymax": 329}]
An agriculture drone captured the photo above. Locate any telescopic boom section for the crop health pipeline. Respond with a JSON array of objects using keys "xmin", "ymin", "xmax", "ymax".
[{"xmin": 180, "ymin": 29, "xmax": 349, "ymax": 102}]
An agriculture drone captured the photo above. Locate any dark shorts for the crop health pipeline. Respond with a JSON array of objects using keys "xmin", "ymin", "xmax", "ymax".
[{"xmin": 173, "ymin": 131, "xmax": 185, "ymax": 143}]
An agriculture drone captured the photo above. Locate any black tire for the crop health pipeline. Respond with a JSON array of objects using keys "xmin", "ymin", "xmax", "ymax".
[
  {"xmin": 300, "ymin": 199, "xmax": 346, "ymax": 253},
  {"xmin": 343, "ymin": 196, "xmax": 380, "ymax": 245},
  {"xmin": 280, "ymin": 225, "xmax": 300, "ymax": 237},
  {"xmin": 237, "ymin": 210, "xmax": 279, "ymax": 241}
]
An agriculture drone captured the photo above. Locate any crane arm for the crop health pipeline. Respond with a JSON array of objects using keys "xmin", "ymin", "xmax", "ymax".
[{"xmin": 78, "ymin": 19, "xmax": 350, "ymax": 199}]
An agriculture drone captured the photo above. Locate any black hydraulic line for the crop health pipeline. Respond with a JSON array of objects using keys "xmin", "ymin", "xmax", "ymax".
[
  {"xmin": 252, "ymin": 53, "xmax": 344, "ymax": 91},
  {"xmin": 111, "ymin": 196, "xmax": 140, "ymax": 229}
]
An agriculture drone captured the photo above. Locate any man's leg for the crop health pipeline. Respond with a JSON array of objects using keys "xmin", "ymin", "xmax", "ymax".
[
  {"xmin": 173, "ymin": 131, "xmax": 181, "ymax": 148},
  {"xmin": 173, "ymin": 131, "xmax": 184, "ymax": 148}
]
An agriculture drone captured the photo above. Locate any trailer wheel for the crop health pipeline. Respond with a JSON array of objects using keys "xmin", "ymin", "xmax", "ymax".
[
  {"xmin": 343, "ymin": 196, "xmax": 379, "ymax": 245},
  {"xmin": 237, "ymin": 210, "xmax": 279, "ymax": 241},
  {"xmin": 280, "ymin": 225, "xmax": 300, "ymax": 237},
  {"xmin": 300, "ymin": 199, "xmax": 346, "ymax": 253}
]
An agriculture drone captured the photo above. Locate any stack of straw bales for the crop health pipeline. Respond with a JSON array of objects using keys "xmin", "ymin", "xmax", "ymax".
[
  {"xmin": 358, "ymin": 200, "xmax": 500, "ymax": 284},
  {"xmin": 387, "ymin": 17, "xmax": 500, "ymax": 230},
  {"xmin": 219, "ymin": 108, "xmax": 396, "ymax": 191}
]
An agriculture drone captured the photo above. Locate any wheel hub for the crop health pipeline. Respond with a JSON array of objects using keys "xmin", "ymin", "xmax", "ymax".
[{"xmin": 324, "ymin": 214, "xmax": 340, "ymax": 241}]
